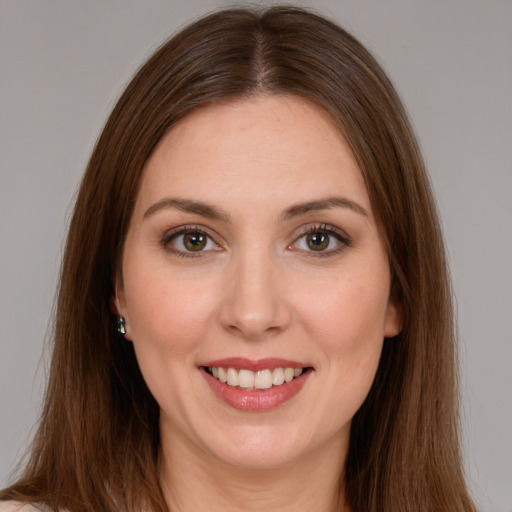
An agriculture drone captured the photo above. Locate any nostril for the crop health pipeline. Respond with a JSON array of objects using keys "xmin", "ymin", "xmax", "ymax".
[{"xmin": 224, "ymin": 321, "xmax": 285, "ymax": 341}]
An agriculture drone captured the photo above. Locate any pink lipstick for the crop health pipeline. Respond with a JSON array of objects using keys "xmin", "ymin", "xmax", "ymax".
[{"xmin": 199, "ymin": 358, "xmax": 312, "ymax": 411}]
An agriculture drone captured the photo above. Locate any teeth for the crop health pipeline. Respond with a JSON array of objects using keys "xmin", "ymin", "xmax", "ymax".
[
  {"xmin": 239, "ymin": 369, "xmax": 255, "ymax": 388},
  {"xmin": 226, "ymin": 368, "xmax": 239, "ymax": 387},
  {"xmin": 218, "ymin": 367, "xmax": 227, "ymax": 383},
  {"xmin": 272, "ymin": 367, "xmax": 284, "ymax": 386},
  {"xmin": 207, "ymin": 366, "xmax": 306, "ymax": 390},
  {"xmin": 284, "ymin": 367, "xmax": 295, "ymax": 382},
  {"xmin": 254, "ymin": 370, "xmax": 273, "ymax": 389}
]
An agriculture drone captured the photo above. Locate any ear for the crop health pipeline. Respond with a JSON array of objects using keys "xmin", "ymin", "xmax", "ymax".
[
  {"xmin": 111, "ymin": 275, "xmax": 131, "ymax": 340},
  {"xmin": 384, "ymin": 298, "xmax": 404, "ymax": 338}
]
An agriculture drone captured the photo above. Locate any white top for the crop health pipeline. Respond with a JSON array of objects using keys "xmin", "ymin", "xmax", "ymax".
[{"xmin": 0, "ymin": 502, "xmax": 44, "ymax": 512}]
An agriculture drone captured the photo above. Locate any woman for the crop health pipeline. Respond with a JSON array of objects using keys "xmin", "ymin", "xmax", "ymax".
[{"xmin": 0, "ymin": 6, "xmax": 477, "ymax": 512}]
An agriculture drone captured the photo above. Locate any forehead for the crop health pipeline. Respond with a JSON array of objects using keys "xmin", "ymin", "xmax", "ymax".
[{"xmin": 136, "ymin": 95, "xmax": 371, "ymax": 217}]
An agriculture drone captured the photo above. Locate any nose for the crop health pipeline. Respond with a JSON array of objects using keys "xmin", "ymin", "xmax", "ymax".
[{"xmin": 219, "ymin": 249, "xmax": 291, "ymax": 341}]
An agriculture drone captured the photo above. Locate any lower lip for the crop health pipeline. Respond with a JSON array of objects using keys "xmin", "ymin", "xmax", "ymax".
[{"xmin": 200, "ymin": 367, "xmax": 311, "ymax": 411}]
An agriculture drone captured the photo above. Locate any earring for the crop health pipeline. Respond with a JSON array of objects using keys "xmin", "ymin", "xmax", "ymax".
[{"xmin": 117, "ymin": 316, "xmax": 126, "ymax": 335}]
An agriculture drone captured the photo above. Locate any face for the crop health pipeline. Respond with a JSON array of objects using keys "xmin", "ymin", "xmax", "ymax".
[{"xmin": 114, "ymin": 95, "xmax": 402, "ymax": 470}]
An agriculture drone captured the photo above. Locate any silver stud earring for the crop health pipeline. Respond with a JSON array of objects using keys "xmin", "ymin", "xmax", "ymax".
[{"xmin": 117, "ymin": 316, "xmax": 126, "ymax": 335}]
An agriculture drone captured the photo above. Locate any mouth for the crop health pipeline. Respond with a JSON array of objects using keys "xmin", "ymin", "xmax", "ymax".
[
  {"xmin": 199, "ymin": 358, "xmax": 313, "ymax": 411},
  {"xmin": 204, "ymin": 365, "xmax": 311, "ymax": 390}
]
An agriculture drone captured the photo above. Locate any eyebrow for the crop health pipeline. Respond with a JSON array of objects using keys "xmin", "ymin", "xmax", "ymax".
[
  {"xmin": 143, "ymin": 197, "xmax": 230, "ymax": 221},
  {"xmin": 280, "ymin": 196, "xmax": 368, "ymax": 220},
  {"xmin": 143, "ymin": 195, "xmax": 368, "ymax": 222}
]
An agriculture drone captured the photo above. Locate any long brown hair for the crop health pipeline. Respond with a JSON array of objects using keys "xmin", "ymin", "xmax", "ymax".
[{"xmin": 1, "ymin": 6, "xmax": 476, "ymax": 512}]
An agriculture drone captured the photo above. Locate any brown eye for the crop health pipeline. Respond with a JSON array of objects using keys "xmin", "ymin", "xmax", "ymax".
[
  {"xmin": 306, "ymin": 232, "xmax": 330, "ymax": 251},
  {"xmin": 164, "ymin": 228, "xmax": 218, "ymax": 255},
  {"xmin": 183, "ymin": 232, "xmax": 207, "ymax": 251},
  {"xmin": 291, "ymin": 225, "xmax": 350, "ymax": 256}
]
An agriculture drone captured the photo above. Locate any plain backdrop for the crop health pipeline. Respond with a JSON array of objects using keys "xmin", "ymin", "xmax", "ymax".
[{"xmin": 1, "ymin": 1, "xmax": 511, "ymax": 510}]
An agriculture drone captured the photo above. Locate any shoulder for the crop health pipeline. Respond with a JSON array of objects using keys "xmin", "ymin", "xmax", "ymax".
[{"xmin": 0, "ymin": 502, "xmax": 49, "ymax": 512}]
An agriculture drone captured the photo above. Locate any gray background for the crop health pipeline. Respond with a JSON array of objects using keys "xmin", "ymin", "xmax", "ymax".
[{"xmin": 1, "ymin": 1, "xmax": 511, "ymax": 510}]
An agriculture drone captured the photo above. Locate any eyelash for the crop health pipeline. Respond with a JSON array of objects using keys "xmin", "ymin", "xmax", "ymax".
[
  {"xmin": 161, "ymin": 225, "xmax": 221, "ymax": 258},
  {"xmin": 161, "ymin": 223, "xmax": 351, "ymax": 258},
  {"xmin": 290, "ymin": 223, "xmax": 351, "ymax": 258}
]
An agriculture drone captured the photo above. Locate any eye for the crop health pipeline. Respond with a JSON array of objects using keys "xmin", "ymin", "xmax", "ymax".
[
  {"xmin": 291, "ymin": 224, "xmax": 350, "ymax": 255},
  {"xmin": 163, "ymin": 227, "xmax": 220, "ymax": 256}
]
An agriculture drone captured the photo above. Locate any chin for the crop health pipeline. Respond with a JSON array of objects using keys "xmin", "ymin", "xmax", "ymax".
[
  {"xmin": 198, "ymin": 423, "xmax": 332, "ymax": 471},
  {"xmin": 189, "ymin": 422, "xmax": 296, "ymax": 468}
]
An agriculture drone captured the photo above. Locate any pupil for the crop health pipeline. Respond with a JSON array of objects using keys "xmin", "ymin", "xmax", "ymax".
[
  {"xmin": 184, "ymin": 232, "xmax": 206, "ymax": 251},
  {"xmin": 307, "ymin": 233, "xmax": 329, "ymax": 251}
]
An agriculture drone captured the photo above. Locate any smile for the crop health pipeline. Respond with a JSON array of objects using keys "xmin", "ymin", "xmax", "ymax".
[
  {"xmin": 205, "ymin": 366, "xmax": 304, "ymax": 390},
  {"xmin": 200, "ymin": 358, "xmax": 313, "ymax": 411}
]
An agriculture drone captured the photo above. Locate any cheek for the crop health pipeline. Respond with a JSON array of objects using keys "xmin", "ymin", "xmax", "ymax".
[
  {"xmin": 279, "ymin": 270, "xmax": 390, "ymax": 443},
  {"xmin": 299, "ymin": 273, "xmax": 391, "ymax": 350},
  {"xmin": 294, "ymin": 268, "xmax": 390, "ymax": 417},
  {"xmin": 122, "ymin": 256, "xmax": 220, "ymax": 357}
]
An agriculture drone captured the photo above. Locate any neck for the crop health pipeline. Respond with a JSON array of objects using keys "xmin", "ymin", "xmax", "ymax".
[{"xmin": 159, "ymin": 425, "xmax": 351, "ymax": 512}]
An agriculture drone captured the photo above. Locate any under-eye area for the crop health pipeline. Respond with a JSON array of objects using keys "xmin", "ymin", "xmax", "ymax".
[{"xmin": 204, "ymin": 366, "xmax": 313, "ymax": 390}]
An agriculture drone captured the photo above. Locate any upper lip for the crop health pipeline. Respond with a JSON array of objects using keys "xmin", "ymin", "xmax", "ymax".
[{"xmin": 200, "ymin": 357, "xmax": 311, "ymax": 372}]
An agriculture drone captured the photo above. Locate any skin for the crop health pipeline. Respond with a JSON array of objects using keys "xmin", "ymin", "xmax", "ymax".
[{"xmin": 114, "ymin": 95, "xmax": 402, "ymax": 511}]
